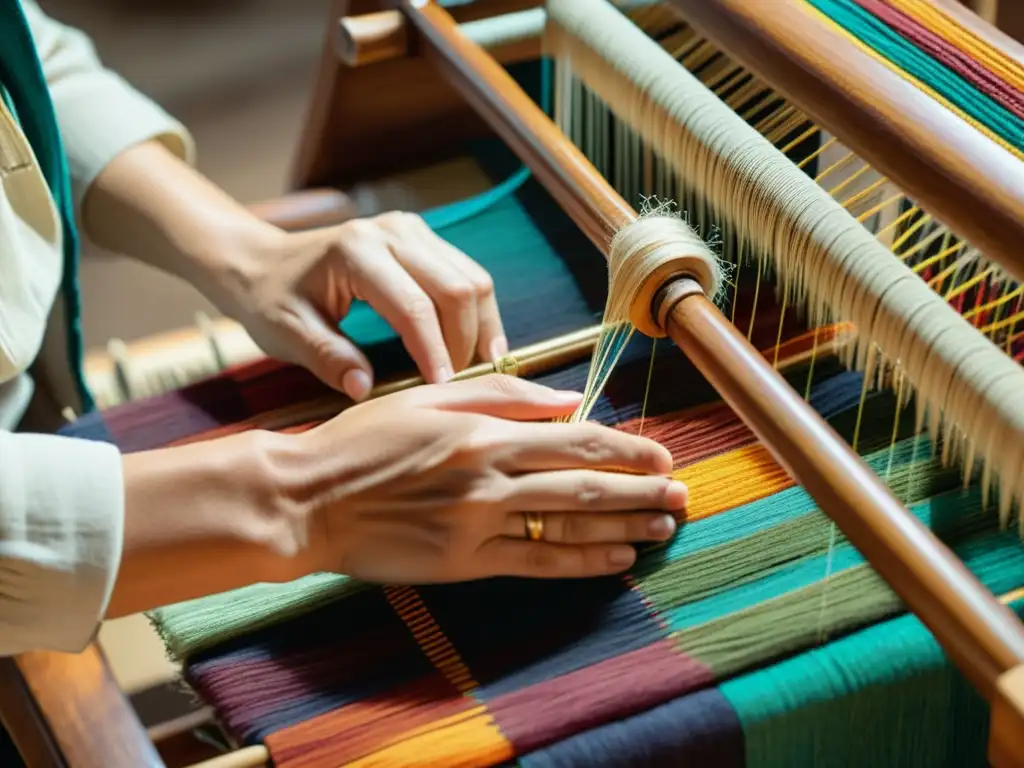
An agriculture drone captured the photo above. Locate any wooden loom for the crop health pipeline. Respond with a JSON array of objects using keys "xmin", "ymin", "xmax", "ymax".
[{"xmin": 4, "ymin": 0, "xmax": 1024, "ymax": 765}]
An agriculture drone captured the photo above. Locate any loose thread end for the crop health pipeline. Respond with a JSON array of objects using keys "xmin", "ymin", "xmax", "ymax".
[{"xmin": 609, "ymin": 198, "xmax": 727, "ymax": 336}]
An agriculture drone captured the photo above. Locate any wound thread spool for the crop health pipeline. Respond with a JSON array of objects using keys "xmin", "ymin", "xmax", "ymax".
[{"xmin": 608, "ymin": 212, "xmax": 722, "ymax": 338}]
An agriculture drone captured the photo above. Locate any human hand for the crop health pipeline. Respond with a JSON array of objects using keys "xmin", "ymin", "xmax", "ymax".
[
  {"xmin": 272, "ymin": 375, "xmax": 686, "ymax": 584},
  {"xmin": 211, "ymin": 212, "xmax": 507, "ymax": 401}
]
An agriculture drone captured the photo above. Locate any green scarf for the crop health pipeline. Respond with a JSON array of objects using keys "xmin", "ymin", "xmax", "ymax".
[{"xmin": 0, "ymin": 0, "xmax": 93, "ymax": 412}]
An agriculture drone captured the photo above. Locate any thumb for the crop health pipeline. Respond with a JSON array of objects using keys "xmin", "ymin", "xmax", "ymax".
[
  {"xmin": 409, "ymin": 375, "xmax": 583, "ymax": 421},
  {"xmin": 298, "ymin": 309, "xmax": 375, "ymax": 401}
]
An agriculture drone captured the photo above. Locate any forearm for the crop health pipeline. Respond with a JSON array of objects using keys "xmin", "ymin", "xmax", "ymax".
[
  {"xmin": 81, "ymin": 140, "xmax": 281, "ymax": 298},
  {"xmin": 109, "ymin": 430, "xmax": 320, "ymax": 618}
]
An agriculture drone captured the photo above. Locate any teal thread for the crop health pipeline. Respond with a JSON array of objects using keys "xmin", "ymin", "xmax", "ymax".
[{"xmin": 807, "ymin": 0, "xmax": 1024, "ymax": 151}]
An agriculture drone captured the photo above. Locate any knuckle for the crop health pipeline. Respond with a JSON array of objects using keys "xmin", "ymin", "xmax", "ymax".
[
  {"xmin": 399, "ymin": 293, "xmax": 437, "ymax": 326},
  {"xmin": 470, "ymin": 272, "xmax": 495, "ymax": 297},
  {"xmin": 378, "ymin": 210, "xmax": 424, "ymax": 234},
  {"xmin": 438, "ymin": 279, "xmax": 477, "ymax": 307},
  {"xmin": 452, "ymin": 423, "xmax": 502, "ymax": 461},
  {"xmin": 574, "ymin": 478, "xmax": 604, "ymax": 508},
  {"xmin": 569, "ymin": 425, "xmax": 615, "ymax": 464},
  {"xmin": 342, "ymin": 218, "xmax": 378, "ymax": 241}
]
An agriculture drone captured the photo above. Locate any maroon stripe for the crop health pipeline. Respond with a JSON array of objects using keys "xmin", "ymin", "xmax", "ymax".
[
  {"xmin": 863, "ymin": 0, "xmax": 1024, "ymax": 120},
  {"xmin": 486, "ymin": 639, "xmax": 714, "ymax": 755}
]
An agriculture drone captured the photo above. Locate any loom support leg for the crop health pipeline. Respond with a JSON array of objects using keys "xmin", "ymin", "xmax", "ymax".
[{"xmin": 990, "ymin": 665, "xmax": 1024, "ymax": 768}]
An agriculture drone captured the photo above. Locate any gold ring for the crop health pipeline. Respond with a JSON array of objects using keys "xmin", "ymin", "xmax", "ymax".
[{"xmin": 524, "ymin": 511, "xmax": 544, "ymax": 541}]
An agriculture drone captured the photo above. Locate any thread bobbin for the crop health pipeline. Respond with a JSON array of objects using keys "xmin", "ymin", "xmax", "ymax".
[{"xmin": 610, "ymin": 214, "xmax": 721, "ymax": 338}]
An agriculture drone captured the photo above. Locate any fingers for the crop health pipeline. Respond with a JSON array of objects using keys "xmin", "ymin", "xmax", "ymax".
[
  {"xmin": 389, "ymin": 239, "xmax": 480, "ymax": 373},
  {"xmin": 430, "ymin": 237, "xmax": 507, "ymax": 362},
  {"xmin": 346, "ymin": 213, "xmax": 507, "ymax": 383},
  {"xmin": 502, "ymin": 510, "xmax": 678, "ymax": 544},
  {"xmin": 480, "ymin": 538, "xmax": 638, "ymax": 578},
  {"xmin": 290, "ymin": 302, "xmax": 376, "ymax": 400},
  {"xmin": 391, "ymin": 214, "xmax": 508, "ymax": 368},
  {"xmin": 505, "ymin": 470, "xmax": 687, "ymax": 514},
  {"xmin": 345, "ymin": 239, "xmax": 454, "ymax": 384},
  {"xmin": 398, "ymin": 375, "xmax": 584, "ymax": 421},
  {"xmin": 496, "ymin": 420, "xmax": 674, "ymax": 476}
]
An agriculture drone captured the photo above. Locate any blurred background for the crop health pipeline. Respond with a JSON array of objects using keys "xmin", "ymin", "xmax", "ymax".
[{"xmin": 40, "ymin": 0, "xmax": 331, "ymax": 350}]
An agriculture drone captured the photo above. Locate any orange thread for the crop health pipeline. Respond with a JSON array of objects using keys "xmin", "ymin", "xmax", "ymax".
[{"xmin": 674, "ymin": 444, "xmax": 795, "ymax": 522}]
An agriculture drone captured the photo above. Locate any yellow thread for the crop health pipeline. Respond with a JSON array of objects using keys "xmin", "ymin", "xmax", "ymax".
[
  {"xmin": 839, "ymin": 174, "xmax": 888, "ymax": 210},
  {"xmin": 911, "ymin": 241, "xmax": 964, "ymax": 276},
  {"xmin": 891, "ymin": 214, "xmax": 932, "ymax": 255},
  {"xmin": 888, "ymin": 0, "xmax": 1024, "ymax": 91},
  {"xmin": 797, "ymin": 135, "xmax": 838, "ymax": 170},
  {"xmin": 780, "ymin": 124, "xmax": 822, "ymax": 155},
  {"xmin": 875, "ymin": 205, "xmax": 919, "ymax": 239},
  {"xmin": 856, "ymin": 191, "xmax": 903, "ymax": 224},
  {"xmin": 800, "ymin": 3, "xmax": 1024, "ymax": 162},
  {"xmin": 964, "ymin": 285, "xmax": 1024, "ymax": 321}
]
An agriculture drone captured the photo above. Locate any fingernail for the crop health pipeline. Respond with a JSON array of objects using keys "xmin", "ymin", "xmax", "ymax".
[
  {"xmin": 489, "ymin": 336, "xmax": 509, "ymax": 360},
  {"xmin": 648, "ymin": 514, "xmax": 677, "ymax": 539},
  {"xmin": 343, "ymin": 369, "xmax": 372, "ymax": 401},
  {"xmin": 664, "ymin": 480, "xmax": 688, "ymax": 509},
  {"xmin": 608, "ymin": 546, "xmax": 636, "ymax": 568},
  {"xmin": 436, "ymin": 365, "xmax": 453, "ymax": 384}
]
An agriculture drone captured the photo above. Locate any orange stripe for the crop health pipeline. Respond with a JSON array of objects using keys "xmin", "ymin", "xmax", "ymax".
[
  {"xmin": 383, "ymin": 586, "xmax": 479, "ymax": 693},
  {"xmin": 674, "ymin": 443, "xmax": 795, "ymax": 521},
  {"xmin": 343, "ymin": 710, "xmax": 515, "ymax": 768}
]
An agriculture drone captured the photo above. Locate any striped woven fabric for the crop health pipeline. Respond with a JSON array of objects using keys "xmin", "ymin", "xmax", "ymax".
[
  {"xmin": 61, "ymin": 162, "xmax": 1024, "ymax": 765},
  {"xmin": 57, "ymin": 39, "xmax": 1024, "ymax": 766}
]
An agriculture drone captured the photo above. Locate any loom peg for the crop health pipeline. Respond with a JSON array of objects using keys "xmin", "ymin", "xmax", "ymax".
[
  {"xmin": 402, "ymin": 0, "xmax": 1024, "ymax": 731},
  {"xmin": 337, "ymin": 10, "xmax": 409, "ymax": 67}
]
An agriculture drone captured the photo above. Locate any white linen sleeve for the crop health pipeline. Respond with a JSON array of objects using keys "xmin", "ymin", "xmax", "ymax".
[
  {"xmin": 0, "ymin": 431, "xmax": 124, "ymax": 656},
  {"xmin": 21, "ymin": 0, "xmax": 196, "ymax": 209}
]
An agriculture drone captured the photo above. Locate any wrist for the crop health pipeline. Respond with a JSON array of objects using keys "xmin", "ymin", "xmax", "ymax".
[{"xmin": 122, "ymin": 430, "xmax": 319, "ymax": 582}]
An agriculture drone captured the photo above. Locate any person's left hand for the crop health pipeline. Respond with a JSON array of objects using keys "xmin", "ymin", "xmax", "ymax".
[{"xmin": 210, "ymin": 212, "xmax": 509, "ymax": 401}]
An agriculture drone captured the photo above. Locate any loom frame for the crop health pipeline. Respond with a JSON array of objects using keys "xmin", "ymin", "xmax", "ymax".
[
  {"xmin": 399, "ymin": 3, "xmax": 1024, "ymax": 763},
  {"xmin": 5, "ymin": 2, "xmax": 1024, "ymax": 766}
]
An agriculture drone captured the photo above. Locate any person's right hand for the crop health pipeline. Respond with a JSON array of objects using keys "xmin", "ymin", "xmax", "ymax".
[{"xmin": 272, "ymin": 375, "xmax": 687, "ymax": 585}]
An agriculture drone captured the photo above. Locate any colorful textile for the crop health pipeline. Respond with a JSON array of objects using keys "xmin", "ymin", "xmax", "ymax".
[
  {"xmin": 176, "ymin": 396, "xmax": 1016, "ymax": 768},
  {"xmin": 55, "ymin": 43, "xmax": 1024, "ymax": 765},
  {"xmin": 862, "ymin": 0, "xmax": 1024, "ymax": 119},
  {"xmin": 58, "ymin": 134, "xmax": 1022, "ymax": 765},
  {"xmin": 803, "ymin": 0, "xmax": 1024, "ymax": 156}
]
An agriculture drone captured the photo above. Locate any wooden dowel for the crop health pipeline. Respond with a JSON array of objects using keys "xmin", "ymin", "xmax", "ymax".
[
  {"xmin": 402, "ymin": 0, "xmax": 1024, "ymax": 722},
  {"xmin": 7, "ymin": 645, "xmax": 165, "ymax": 767},
  {"xmin": 337, "ymin": 10, "xmax": 409, "ymax": 67},
  {"xmin": 162, "ymin": 325, "xmax": 604, "ymax": 447},
  {"xmin": 185, "ymin": 744, "xmax": 268, "ymax": 768},
  {"xmin": 660, "ymin": 280, "xmax": 1024, "ymax": 700}
]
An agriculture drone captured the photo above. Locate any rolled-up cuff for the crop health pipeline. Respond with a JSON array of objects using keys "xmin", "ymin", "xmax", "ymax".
[
  {"xmin": 0, "ymin": 432, "xmax": 124, "ymax": 656},
  {"xmin": 49, "ymin": 69, "xmax": 196, "ymax": 211}
]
